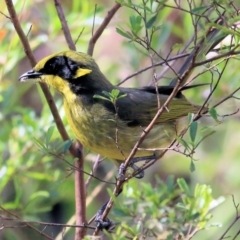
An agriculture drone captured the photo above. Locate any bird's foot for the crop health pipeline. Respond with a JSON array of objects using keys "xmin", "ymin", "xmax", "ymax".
[
  {"xmin": 118, "ymin": 163, "xmax": 126, "ymax": 180},
  {"xmin": 118, "ymin": 154, "xmax": 156, "ymax": 179},
  {"xmin": 95, "ymin": 202, "xmax": 115, "ymax": 231}
]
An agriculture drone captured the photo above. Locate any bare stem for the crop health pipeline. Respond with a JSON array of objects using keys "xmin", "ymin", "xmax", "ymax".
[
  {"xmin": 87, "ymin": 3, "xmax": 121, "ymax": 56},
  {"xmin": 53, "ymin": 0, "xmax": 76, "ymax": 51}
]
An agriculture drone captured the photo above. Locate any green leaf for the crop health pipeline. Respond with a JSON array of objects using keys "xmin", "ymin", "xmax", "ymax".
[
  {"xmin": 187, "ymin": 113, "xmax": 195, "ymax": 124},
  {"xmin": 122, "ymin": 223, "xmax": 137, "ymax": 236},
  {"xmin": 56, "ymin": 140, "xmax": 72, "ymax": 154},
  {"xmin": 63, "ymin": 140, "xmax": 72, "ymax": 152},
  {"xmin": 116, "ymin": 27, "xmax": 133, "ymax": 39},
  {"xmin": 115, "ymin": 0, "xmax": 132, "ymax": 7},
  {"xmin": 129, "ymin": 15, "xmax": 136, "ymax": 29},
  {"xmin": 29, "ymin": 191, "xmax": 50, "ymax": 201},
  {"xmin": 146, "ymin": 14, "xmax": 158, "ymax": 29},
  {"xmin": 118, "ymin": 93, "xmax": 127, "ymax": 99},
  {"xmin": 166, "ymin": 175, "xmax": 175, "ymax": 192},
  {"xmin": 191, "ymin": 6, "xmax": 208, "ymax": 13},
  {"xmin": 129, "ymin": 15, "xmax": 143, "ymax": 33},
  {"xmin": 45, "ymin": 126, "xmax": 54, "ymax": 148},
  {"xmin": 33, "ymin": 137, "xmax": 47, "ymax": 151},
  {"xmin": 209, "ymin": 108, "xmax": 221, "ymax": 123},
  {"xmin": 113, "ymin": 208, "xmax": 129, "ymax": 217},
  {"xmin": 25, "ymin": 171, "xmax": 53, "ymax": 180},
  {"xmin": 177, "ymin": 178, "xmax": 192, "ymax": 197},
  {"xmin": 190, "ymin": 121, "xmax": 198, "ymax": 142},
  {"xmin": 154, "ymin": 25, "xmax": 162, "ymax": 31},
  {"xmin": 111, "ymin": 89, "xmax": 120, "ymax": 97},
  {"xmin": 102, "ymin": 90, "xmax": 112, "ymax": 97},
  {"xmin": 190, "ymin": 160, "xmax": 195, "ymax": 172},
  {"xmin": 93, "ymin": 94, "xmax": 110, "ymax": 101},
  {"xmin": 175, "ymin": 136, "xmax": 190, "ymax": 151}
]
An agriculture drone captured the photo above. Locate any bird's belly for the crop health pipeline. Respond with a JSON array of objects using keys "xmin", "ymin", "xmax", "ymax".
[{"xmin": 64, "ymin": 101, "xmax": 184, "ymax": 161}]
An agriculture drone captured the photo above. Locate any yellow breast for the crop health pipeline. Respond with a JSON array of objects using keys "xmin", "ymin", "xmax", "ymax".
[{"xmin": 63, "ymin": 91, "xmax": 183, "ymax": 161}]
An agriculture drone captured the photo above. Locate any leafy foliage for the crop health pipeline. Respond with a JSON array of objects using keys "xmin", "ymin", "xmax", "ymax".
[{"xmin": 1, "ymin": 0, "xmax": 240, "ymax": 240}]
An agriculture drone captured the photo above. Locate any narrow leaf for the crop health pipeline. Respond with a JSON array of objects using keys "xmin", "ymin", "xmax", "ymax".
[
  {"xmin": 177, "ymin": 178, "xmax": 192, "ymax": 197},
  {"xmin": 191, "ymin": 6, "xmax": 208, "ymax": 13},
  {"xmin": 45, "ymin": 126, "xmax": 54, "ymax": 148},
  {"xmin": 102, "ymin": 90, "xmax": 112, "ymax": 97},
  {"xmin": 175, "ymin": 136, "xmax": 190, "ymax": 151},
  {"xmin": 190, "ymin": 160, "xmax": 195, "ymax": 172},
  {"xmin": 187, "ymin": 113, "xmax": 194, "ymax": 124},
  {"xmin": 146, "ymin": 14, "xmax": 158, "ymax": 29},
  {"xmin": 33, "ymin": 137, "xmax": 47, "ymax": 151},
  {"xmin": 116, "ymin": 27, "xmax": 133, "ymax": 39},
  {"xmin": 190, "ymin": 121, "xmax": 198, "ymax": 142},
  {"xmin": 209, "ymin": 108, "xmax": 221, "ymax": 123},
  {"xmin": 93, "ymin": 94, "xmax": 110, "ymax": 101}
]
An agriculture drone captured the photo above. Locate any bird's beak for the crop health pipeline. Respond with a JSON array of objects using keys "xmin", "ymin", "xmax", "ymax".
[{"xmin": 19, "ymin": 70, "xmax": 43, "ymax": 82}]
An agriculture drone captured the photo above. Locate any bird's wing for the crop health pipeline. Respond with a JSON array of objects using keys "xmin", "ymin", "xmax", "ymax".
[{"xmin": 113, "ymin": 85, "xmax": 202, "ymax": 126}]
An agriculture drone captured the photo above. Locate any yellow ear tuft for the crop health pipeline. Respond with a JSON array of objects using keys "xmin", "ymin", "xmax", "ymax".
[{"xmin": 74, "ymin": 68, "xmax": 92, "ymax": 78}]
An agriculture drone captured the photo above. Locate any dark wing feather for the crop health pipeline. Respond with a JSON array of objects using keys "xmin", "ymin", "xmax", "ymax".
[{"xmin": 113, "ymin": 85, "xmax": 203, "ymax": 126}]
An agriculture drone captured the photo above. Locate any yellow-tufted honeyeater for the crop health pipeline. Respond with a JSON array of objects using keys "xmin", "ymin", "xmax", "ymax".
[
  {"xmin": 19, "ymin": 50, "xmax": 206, "ymax": 175},
  {"xmin": 18, "ymin": 17, "xmax": 229, "ymax": 230}
]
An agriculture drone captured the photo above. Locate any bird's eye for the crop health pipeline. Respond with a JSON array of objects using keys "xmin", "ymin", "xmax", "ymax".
[
  {"xmin": 44, "ymin": 60, "xmax": 58, "ymax": 74},
  {"xmin": 46, "ymin": 62, "xmax": 54, "ymax": 70}
]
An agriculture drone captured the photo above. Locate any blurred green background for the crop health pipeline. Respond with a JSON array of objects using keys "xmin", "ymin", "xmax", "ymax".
[{"xmin": 1, "ymin": 0, "xmax": 240, "ymax": 239}]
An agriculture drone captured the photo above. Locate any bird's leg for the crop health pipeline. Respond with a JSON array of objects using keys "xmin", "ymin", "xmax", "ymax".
[
  {"xmin": 119, "ymin": 154, "xmax": 156, "ymax": 179},
  {"xmin": 95, "ymin": 155, "xmax": 156, "ymax": 230},
  {"xmin": 95, "ymin": 186, "xmax": 123, "ymax": 231},
  {"xmin": 95, "ymin": 201, "xmax": 116, "ymax": 231}
]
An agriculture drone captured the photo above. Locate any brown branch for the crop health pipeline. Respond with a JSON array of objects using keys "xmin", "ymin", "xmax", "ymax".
[
  {"xmin": 5, "ymin": 0, "xmax": 73, "ymax": 151},
  {"xmin": 194, "ymin": 48, "xmax": 240, "ymax": 67},
  {"xmin": 74, "ymin": 142, "xmax": 87, "ymax": 238},
  {"xmin": 87, "ymin": 3, "xmax": 121, "ymax": 56},
  {"xmin": 212, "ymin": 86, "xmax": 240, "ymax": 109},
  {"xmin": 5, "ymin": 1, "xmax": 86, "ymax": 239},
  {"xmin": 52, "ymin": 1, "xmax": 86, "ymax": 239},
  {"xmin": 53, "ymin": 0, "xmax": 76, "ymax": 51},
  {"xmin": 218, "ymin": 195, "xmax": 240, "ymax": 240},
  {"xmin": 0, "ymin": 214, "xmax": 95, "ymax": 230},
  {"xmin": 48, "ymin": 152, "xmax": 115, "ymax": 185},
  {"xmin": 117, "ymin": 53, "xmax": 189, "ymax": 86}
]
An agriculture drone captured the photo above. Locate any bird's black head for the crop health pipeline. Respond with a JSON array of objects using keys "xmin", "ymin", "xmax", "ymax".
[{"xmin": 19, "ymin": 51, "xmax": 113, "ymax": 95}]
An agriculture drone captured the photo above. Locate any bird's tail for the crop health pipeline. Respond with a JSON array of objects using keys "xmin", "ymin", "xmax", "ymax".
[{"xmin": 169, "ymin": 16, "xmax": 232, "ymax": 86}]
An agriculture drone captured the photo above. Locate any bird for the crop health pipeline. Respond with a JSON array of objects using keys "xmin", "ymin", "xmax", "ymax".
[
  {"xmin": 18, "ymin": 51, "xmax": 206, "ymax": 175},
  {"xmin": 18, "ymin": 16, "xmax": 230, "ymax": 230}
]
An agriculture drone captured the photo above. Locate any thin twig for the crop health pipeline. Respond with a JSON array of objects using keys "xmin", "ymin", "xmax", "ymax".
[
  {"xmin": 53, "ymin": 0, "xmax": 76, "ymax": 50},
  {"xmin": 87, "ymin": 3, "xmax": 121, "ymax": 56},
  {"xmin": 218, "ymin": 196, "xmax": 240, "ymax": 240},
  {"xmin": 75, "ymin": 27, "xmax": 85, "ymax": 45},
  {"xmin": 0, "ymin": 214, "xmax": 95, "ymax": 230},
  {"xmin": 0, "ymin": 206, "xmax": 53, "ymax": 240},
  {"xmin": 117, "ymin": 53, "xmax": 189, "ymax": 86}
]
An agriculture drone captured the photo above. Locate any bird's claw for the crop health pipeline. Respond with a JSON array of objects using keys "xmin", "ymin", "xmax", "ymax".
[
  {"xmin": 118, "ymin": 154, "xmax": 157, "ymax": 179},
  {"xmin": 95, "ymin": 216, "xmax": 115, "ymax": 231},
  {"xmin": 95, "ymin": 204, "xmax": 115, "ymax": 231},
  {"xmin": 118, "ymin": 163, "xmax": 126, "ymax": 180},
  {"xmin": 118, "ymin": 161, "xmax": 144, "ymax": 179}
]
